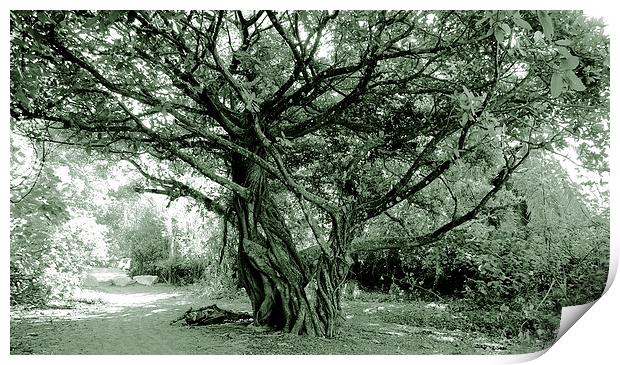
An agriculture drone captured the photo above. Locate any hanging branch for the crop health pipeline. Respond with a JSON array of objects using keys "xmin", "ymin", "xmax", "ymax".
[{"xmin": 10, "ymin": 140, "xmax": 47, "ymax": 204}]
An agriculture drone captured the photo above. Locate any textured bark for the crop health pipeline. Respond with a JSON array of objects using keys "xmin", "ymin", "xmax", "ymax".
[{"xmin": 231, "ymin": 152, "xmax": 351, "ymax": 337}]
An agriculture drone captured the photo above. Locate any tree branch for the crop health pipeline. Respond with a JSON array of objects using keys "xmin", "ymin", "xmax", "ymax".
[{"xmin": 125, "ymin": 158, "xmax": 229, "ymax": 217}]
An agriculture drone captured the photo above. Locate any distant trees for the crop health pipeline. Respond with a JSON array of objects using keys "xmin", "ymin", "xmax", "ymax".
[
  {"xmin": 9, "ymin": 136, "xmax": 227, "ymax": 304},
  {"xmin": 10, "ymin": 10, "xmax": 609, "ymax": 335},
  {"xmin": 10, "ymin": 135, "xmax": 100, "ymax": 304}
]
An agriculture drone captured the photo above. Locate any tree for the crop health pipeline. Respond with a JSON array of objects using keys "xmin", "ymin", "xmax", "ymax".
[
  {"xmin": 10, "ymin": 134, "xmax": 105, "ymax": 304},
  {"xmin": 10, "ymin": 10, "xmax": 609, "ymax": 336}
]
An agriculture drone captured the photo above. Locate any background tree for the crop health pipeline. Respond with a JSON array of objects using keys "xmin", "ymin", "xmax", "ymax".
[
  {"xmin": 10, "ymin": 10, "xmax": 609, "ymax": 336},
  {"xmin": 9, "ymin": 135, "xmax": 232, "ymax": 305},
  {"xmin": 10, "ymin": 134, "xmax": 109, "ymax": 305}
]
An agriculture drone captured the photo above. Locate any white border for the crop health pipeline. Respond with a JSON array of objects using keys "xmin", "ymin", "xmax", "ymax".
[{"xmin": 2, "ymin": 1, "xmax": 617, "ymax": 364}]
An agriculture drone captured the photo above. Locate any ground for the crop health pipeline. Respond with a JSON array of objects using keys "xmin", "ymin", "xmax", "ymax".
[{"xmin": 10, "ymin": 269, "xmax": 549, "ymax": 355}]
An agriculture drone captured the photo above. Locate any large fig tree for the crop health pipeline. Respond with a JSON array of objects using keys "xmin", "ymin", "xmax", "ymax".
[{"xmin": 10, "ymin": 10, "xmax": 609, "ymax": 336}]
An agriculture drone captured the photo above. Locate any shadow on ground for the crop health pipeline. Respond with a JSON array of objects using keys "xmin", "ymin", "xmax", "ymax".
[
  {"xmin": 10, "ymin": 282, "xmax": 544, "ymax": 355},
  {"xmin": 10, "ymin": 283, "xmax": 256, "ymax": 355}
]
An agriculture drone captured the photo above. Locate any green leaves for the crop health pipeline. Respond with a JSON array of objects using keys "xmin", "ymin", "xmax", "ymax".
[
  {"xmin": 560, "ymin": 55, "xmax": 579, "ymax": 70},
  {"xmin": 564, "ymin": 71, "xmax": 586, "ymax": 91},
  {"xmin": 512, "ymin": 15, "xmax": 532, "ymax": 31},
  {"xmin": 493, "ymin": 22, "xmax": 511, "ymax": 44},
  {"xmin": 84, "ymin": 16, "xmax": 99, "ymax": 29},
  {"xmin": 550, "ymin": 71, "xmax": 587, "ymax": 97},
  {"xmin": 498, "ymin": 22, "xmax": 511, "ymax": 35},
  {"xmin": 550, "ymin": 72, "xmax": 564, "ymax": 98},
  {"xmin": 536, "ymin": 11, "xmax": 554, "ymax": 40},
  {"xmin": 557, "ymin": 46, "xmax": 579, "ymax": 70},
  {"xmin": 555, "ymin": 39, "xmax": 573, "ymax": 46},
  {"xmin": 460, "ymin": 112, "xmax": 469, "ymax": 127},
  {"xmin": 454, "ymin": 86, "xmax": 486, "ymax": 121},
  {"xmin": 550, "ymin": 44, "xmax": 586, "ymax": 97},
  {"xmin": 494, "ymin": 27, "xmax": 505, "ymax": 44}
]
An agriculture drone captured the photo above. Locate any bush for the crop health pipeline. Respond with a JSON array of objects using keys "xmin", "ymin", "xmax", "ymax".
[
  {"xmin": 122, "ymin": 209, "xmax": 169, "ymax": 276},
  {"xmin": 151, "ymin": 257, "xmax": 209, "ymax": 285},
  {"xmin": 10, "ymin": 260, "xmax": 49, "ymax": 306},
  {"xmin": 10, "ymin": 168, "xmax": 96, "ymax": 305}
]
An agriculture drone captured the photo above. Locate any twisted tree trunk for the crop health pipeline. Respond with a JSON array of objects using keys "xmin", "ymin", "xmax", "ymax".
[{"xmin": 231, "ymin": 153, "xmax": 352, "ymax": 337}]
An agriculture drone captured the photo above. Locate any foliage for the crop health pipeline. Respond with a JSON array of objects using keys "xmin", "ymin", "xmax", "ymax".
[
  {"xmin": 120, "ymin": 208, "xmax": 168, "ymax": 276},
  {"xmin": 351, "ymin": 151, "xmax": 608, "ymax": 340},
  {"xmin": 152, "ymin": 257, "xmax": 207, "ymax": 285},
  {"xmin": 10, "ymin": 133, "xmax": 235, "ymax": 303},
  {"xmin": 10, "ymin": 150, "xmax": 77, "ymax": 305}
]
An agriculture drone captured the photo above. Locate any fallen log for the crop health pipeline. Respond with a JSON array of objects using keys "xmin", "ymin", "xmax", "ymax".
[{"xmin": 171, "ymin": 304, "xmax": 253, "ymax": 326}]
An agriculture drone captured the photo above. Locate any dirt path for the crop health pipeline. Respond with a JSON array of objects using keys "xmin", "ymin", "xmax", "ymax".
[{"xmin": 10, "ymin": 284, "xmax": 253, "ymax": 354}]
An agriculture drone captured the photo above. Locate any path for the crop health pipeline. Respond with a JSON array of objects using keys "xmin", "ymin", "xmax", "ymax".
[{"xmin": 10, "ymin": 274, "xmax": 253, "ymax": 354}]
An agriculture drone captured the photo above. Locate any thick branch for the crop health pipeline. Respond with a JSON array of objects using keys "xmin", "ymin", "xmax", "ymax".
[
  {"xmin": 117, "ymin": 101, "xmax": 248, "ymax": 198},
  {"xmin": 126, "ymin": 158, "xmax": 228, "ymax": 217}
]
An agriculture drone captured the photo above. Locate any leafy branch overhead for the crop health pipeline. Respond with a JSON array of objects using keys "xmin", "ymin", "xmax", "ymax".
[{"xmin": 11, "ymin": 10, "xmax": 607, "ymax": 215}]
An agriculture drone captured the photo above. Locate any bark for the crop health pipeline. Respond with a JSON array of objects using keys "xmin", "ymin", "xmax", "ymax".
[{"xmin": 230, "ymin": 152, "xmax": 352, "ymax": 337}]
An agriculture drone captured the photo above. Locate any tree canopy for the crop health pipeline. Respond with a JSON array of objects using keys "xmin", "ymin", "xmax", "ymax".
[{"xmin": 10, "ymin": 10, "xmax": 609, "ymax": 336}]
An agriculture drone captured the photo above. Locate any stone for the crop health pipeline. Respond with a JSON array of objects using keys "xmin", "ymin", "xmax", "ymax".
[
  {"xmin": 98, "ymin": 278, "xmax": 114, "ymax": 286},
  {"xmin": 112, "ymin": 276, "xmax": 135, "ymax": 287},
  {"xmin": 134, "ymin": 275, "xmax": 158, "ymax": 286},
  {"xmin": 82, "ymin": 274, "xmax": 99, "ymax": 287}
]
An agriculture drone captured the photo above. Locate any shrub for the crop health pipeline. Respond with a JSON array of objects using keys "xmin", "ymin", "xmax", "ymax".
[
  {"xmin": 122, "ymin": 210, "xmax": 169, "ymax": 276},
  {"xmin": 151, "ymin": 257, "xmax": 209, "ymax": 285}
]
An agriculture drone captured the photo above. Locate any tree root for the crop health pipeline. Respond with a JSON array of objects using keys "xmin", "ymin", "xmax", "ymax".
[{"xmin": 171, "ymin": 304, "xmax": 253, "ymax": 326}]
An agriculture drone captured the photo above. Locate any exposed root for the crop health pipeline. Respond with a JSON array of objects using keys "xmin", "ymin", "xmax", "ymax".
[{"xmin": 171, "ymin": 304, "xmax": 253, "ymax": 326}]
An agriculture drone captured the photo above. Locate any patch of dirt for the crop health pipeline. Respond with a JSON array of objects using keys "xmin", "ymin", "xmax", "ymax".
[{"xmin": 10, "ymin": 284, "xmax": 252, "ymax": 354}]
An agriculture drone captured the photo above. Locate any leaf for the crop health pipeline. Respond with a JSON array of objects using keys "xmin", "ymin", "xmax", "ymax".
[
  {"xmin": 106, "ymin": 11, "xmax": 123, "ymax": 25},
  {"xmin": 513, "ymin": 17, "xmax": 532, "ymax": 31},
  {"xmin": 476, "ymin": 12, "xmax": 492, "ymax": 27},
  {"xmin": 15, "ymin": 90, "xmax": 30, "ymax": 106},
  {"xmin": 533, "ymin": 31, "xmax": 544, "ymax": 43},
  {"xmin": 499, "ymin": 22, "xmax": 511, "ymax": 35},
  {"xmin": 564, "ymin": 71, "xmax": 586, "ymax": 91},
  {"xmin": 550, "ymin": 72, "xmax": 563, "ymax": 98},
  {"xmin": 460, "ymin": 112, "xmax": 469, "ymax": 127},
  {"xmin": 84, "ymin": 17, "xmax": 99, "ymax": 29},
  {"xmin": 36, "ymin": 12, "xmax": 47, "ymax": 24},
  {"xmin": 462, "ymin": 85, "xmax": 474, "ymax": 100},
  {"xmin": 555, "ymin": 39, "xmax": 573, "ymax": 46},
  {"xmin": 537, "ymin": 11, "xmax": 554, "ymax": 40},
  {"xmin": 494, "ymin": 27, "xmax": 505, "ymax": 44},
  {"xmin": 560, "ymin": 55, "xmax": 580, "ymax": 70},
  {"xmin": 556, "ymin": 46, "xmax": 571, "ymax": 58}
]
